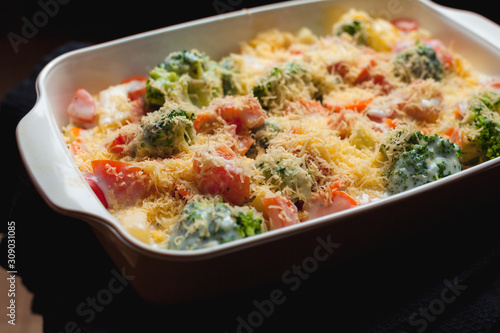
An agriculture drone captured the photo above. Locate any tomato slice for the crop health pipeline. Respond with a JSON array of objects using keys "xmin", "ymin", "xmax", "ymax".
[
  {"xmin": 215, "ymin": 144, "xmax": 236, "ymax": 160},
  {"xmin": 232, "ymin": 135, "xmax": 255, "ymax": 156},
  {"xmin": 214, "ymin": 95, "xmax": 266, "ymax": 131},
  {"xmin": 123, "ymin": 78, "xmax": 147, "ymax": 101},
  {"xmin": 392, "ymin": 18, "xmax": 419, "ymax": 33},
  {"xmin": 305, "ymin": 190, "xmax": 358, "ymax": 221},
  {"xmin": 91, "ymin": 160, "xmax": 149, "ymax": 207},
  {"xmin": 128, "ymin": 88, "xmax": 147, "ymax": 101},
  {"xmin": 193, "ymin": 145, "xmax": 250, "ymax": 206},
  {"xmin": 66, "ymin": 88, "xmax": 96, "ymax": 126},
  {"xmin": 197, "ymin": 95, "xmax": 266, "ymax": 134},
  {"xmin": 261, "ymin": 195, "xmax": 300, "ymax": 230},
  {"xmin": 194, "ymin": 112, "xmax": 218, "ymax": 133},
  {"xmin": 83, "ymin": 172, "xmax": 108, "ymax": 208},
  {"xmin": 194, "ymin": 163, "xmax": 251, "ymax": 206},
  {"xmin": 108, "ymin": 133, "xmax": 127, "ymax": 154},
  {"xmin": 285, "ymin": 99, "xmax": 330, "ymax": 116},
  {"xmin": 107, "ymin": 131, "xmax": 135, "ymax": 155},
  {"xmin": 121, "ymin": 76, "xmax": 147, "ymax": 84}
]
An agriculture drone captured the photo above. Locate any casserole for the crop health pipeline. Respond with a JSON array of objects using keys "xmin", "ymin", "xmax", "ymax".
[{"xmin": 16, "ymin": 0, "xmax": 500, "ymax": 304}]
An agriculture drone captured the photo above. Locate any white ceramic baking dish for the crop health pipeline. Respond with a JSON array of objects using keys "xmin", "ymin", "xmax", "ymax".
[{"xmin": 16, "ymin": 0, "xmax": 500, "ymax": 304}]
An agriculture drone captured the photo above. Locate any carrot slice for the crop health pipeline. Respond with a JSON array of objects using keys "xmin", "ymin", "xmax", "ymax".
[
  {"xmin": 175, "ymin": 184, "xmax": 192, "ymax": 199},
  {"xmin": 325, "ymin": 98, "xmax": 373, "ymax": 113},
  {"xmin": 445, "ymin": 127, "xmax": 462, "ymax": 148}
]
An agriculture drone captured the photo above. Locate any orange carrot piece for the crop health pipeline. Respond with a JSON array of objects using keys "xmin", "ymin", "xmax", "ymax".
[
  {"xmin": 325, "ymin": 98, "xmax": 373, "ymax": 113},
  {"xmin": 121, "ymin": 76, "xmax": 147, "ymax": 84}
]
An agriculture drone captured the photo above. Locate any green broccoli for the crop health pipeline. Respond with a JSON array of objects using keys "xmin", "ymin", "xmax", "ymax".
[
  {"xmin": 168, "ymin": 199, "xmax": 263, "ymax": 250},
  {"xmin": 256, "ymin": 148, "xmax": 314, "ymax": 202},
  {"xmin": 219, "ymin": 55, "xmax": 244, "ymax": 96},
  {"xmin": 393, "ymin": 41, "xmax": 444, "ymax": 82},
  {"xmin": 245, "ymin": 118, "xmax": 284, "ymax": 158},
  {"xmin": 334, "ymin": 19, "xmax": 368, "ymax": 45},
  {"xmin": 252, "ymin": 62, "xmax": 318, "ymax": 114},
  {"xmin": 145, "ymin": 68, "xmax": 179, "ymax": 106},
  {"xmin": 460, "ymin": 91, "xmax": 500, "ymax": 164},
  {"xmin": 158, "ymin": 49, "xmax": 207, "ymax": 77},
  {"xmin": 381, "ymin": 129, "xmax": 462, "ymax": 194},
  {"xmin": 132, "ymin": 105, "xmax": 196, "ymax": 158},
  {"xmin": 146, "ymin": 50, "xmax": 223, "ymax": 108}
]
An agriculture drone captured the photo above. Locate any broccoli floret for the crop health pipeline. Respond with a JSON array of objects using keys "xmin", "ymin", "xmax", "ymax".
[
  {"xmin": 235, "ymin": 210, "xmax": 263, "ymax": 237},
  {"xmin": 168, "ymin": 199, "xmax": 263, "ymax": 250},
  {"xmin": 381, "ymin": 129, "xmax": 462, "ymax": 194},
  {"xmin": 393, "ymin": 41, "xmax": 444, "ymax": 82},
  {"xmin": 146, "ymin": 50, "xmax": 223, "ymax": 108},
  {"xmin": 256, "ymin": 148, "xmax": 314, "ymax": 202},
  {"xmin": 219, "ymin": 55, "xmax": 243, "ymax": 96},
  {"xmin": 252, "ymin": 62, "xmax": 318, "ymax": 114},
  {"xmin": 132, "ymin": 105, "xmax": 196, "ymax": 158},
  {"xmin": 158, "ymin": 49, "xmax": 207, "ymax": 77},
  {"xmin": 254, "ymin": 119, "xmax": 282, "ymax": 149},
  {"xmin": 145, "ymin": 68, "xmax": 179, "ymax": 106},
  {"xmin": 334, "ymin": 19, "xmax": 368, "ymax": 45},
  {"xmin": 460, "ymin": 91, "xmax": 500, "ymax": 164},
  {"xmin": 245, "ymin": 118, "xmax": 284, "ymax": 158}
]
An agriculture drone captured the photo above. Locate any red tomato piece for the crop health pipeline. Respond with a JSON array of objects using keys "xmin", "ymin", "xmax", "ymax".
[
  {"xmin": 392, "ymin": 18, "xmax": 419, "ymax": 33},
  {"xmin": 91, "ymin": 160, "xmax": 149, "ymax": 207},
  {"xmin": 194, "ymin": 112, "xmax": 219, "ymax": 133},
  {"xmin": 121, "ymin": 76, "xmax": 147, "ymax": 84},
  {"xmin": 232, "ymin": 135, "xmax": 255, "ymax": 156},
  {"xmin": 328, "ymin": 61, "xmax": 350, "ymax": 77},
  {"xmin": 215, "ymin": 144, "xmax": 236, "ymax": 160},
  {"xmin": 123, "ymin": 77, "xmax": 147, "ymax": 101},
  {"xmin": 215, "ymin": 95, "xmax": 266, "ymax": 131},
  {"xmin": 193, "ymin": 145, "xmax": 250, "ymax": 206},
  {"xmin": 83, "ymin": 172, "xmax": 108, "ymax": 208},
  {"xmin": 198, "ymin": 95, "xmax": 266, "ymax": 134},
  {"xmin": 128, "ymin": 88, "xmax": 147, "ymax": 101},
  {"xmin": 107, "ymin": 131, "xmax": 135, "ymax": 155},
  {"xmin": 261, "ymin": 195, "xmax": 300, "ymax": 230},
  {"xmin": 66, "ymin": 88, "xmax": 96, "ymax": 126},
  {"xmin": 305, "ymin": 190, "xmax": 358, "ymax": 221},
  {"xmin": 285, "ymin": 99, "xmax": 330, "ymax": 116},
  {"xmin": 108, "ymin": 134, "xmax": 127, "ymax": 154}
]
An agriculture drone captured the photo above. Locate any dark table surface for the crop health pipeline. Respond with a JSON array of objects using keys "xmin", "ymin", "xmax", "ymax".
[{"xmin": 2, "ymin": 1, "xmax": 500, "ymax": 332}]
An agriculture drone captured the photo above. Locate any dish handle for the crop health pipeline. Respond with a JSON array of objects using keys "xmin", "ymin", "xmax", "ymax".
[
  {"xmin": 16, "ymin": 95, "xmax": 109, "ymax": 218},
  {"xmin": 427, "ymin": 1, "xmax": 500, "ymax": 46}
]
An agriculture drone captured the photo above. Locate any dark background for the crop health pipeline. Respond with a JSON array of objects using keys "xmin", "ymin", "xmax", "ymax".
[
  {"xmin": 1, "ymin": 0, "xmax": 283, "ymax": 100},
  {"xmin": 2, "ymin": 0, "xmax": 500, "ymax": 99},
  {"xmin": 2, "ymin": 1, "xmax": 500, "ymax": 332}
]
